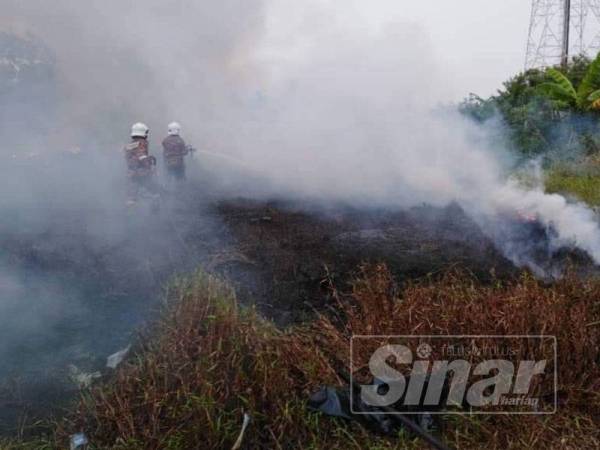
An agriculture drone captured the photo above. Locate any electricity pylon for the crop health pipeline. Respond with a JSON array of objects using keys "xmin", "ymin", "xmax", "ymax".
[{"xmin": 526, "ymin": 0, "xmax": 600, "ymax": 69}]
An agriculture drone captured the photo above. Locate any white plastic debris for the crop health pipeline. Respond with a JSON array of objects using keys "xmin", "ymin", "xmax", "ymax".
[
  {"xmin": 106, "ymin": 345, "xmax": 131, "ymax": 369},
  {"xmin": 231, "ymin": 413, "xmax": 251, "ymax": 450},
  {"xmin": 68, "ymin": 365, "xmax": 101, "ymax": 389},
  {"xmin": 70, "ymin": 432, "xmax": 89, "ymax": 450}
]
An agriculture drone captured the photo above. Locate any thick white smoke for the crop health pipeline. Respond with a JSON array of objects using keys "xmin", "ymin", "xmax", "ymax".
[
  {"xmin": 2, "ymin": 0, "xmax": 600, "ymax": 272},
  {"xmin": 491, "ymin": 183, "xmax": 600, "ymax": 260}
]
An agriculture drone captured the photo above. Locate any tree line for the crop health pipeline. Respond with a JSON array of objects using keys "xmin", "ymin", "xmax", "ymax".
[{"xmin": 460, "ymin": 54, "xmax": 600, "ymax": 160}]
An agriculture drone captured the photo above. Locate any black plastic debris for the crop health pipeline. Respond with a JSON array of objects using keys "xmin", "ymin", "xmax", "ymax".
[
  {"xmin": 308, "ymin": 385, "xmax": 437, "ymax": 435},
  {"xmin": 308, "ymin": 373, "xmax": 453, "ymax": 450},
  {"xmin": 308, "ymin": 387, "xmax": 352, "ymax": 420}
]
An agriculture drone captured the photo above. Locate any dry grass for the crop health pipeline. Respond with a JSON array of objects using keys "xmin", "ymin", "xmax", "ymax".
[
  {"xmin": 12, "ymin": 265, "xmax": 600, "ymax": 449},
  {"xmin": 54, "ymin": 272, "xmax": 406, "ymax": 450},
  {"xmin": 310, "ymin": 264, "xmax": 600, "ymax": 449},
  {"xmin": 314, "ymin": 265, "xmax": 600, "ymax": 389}
]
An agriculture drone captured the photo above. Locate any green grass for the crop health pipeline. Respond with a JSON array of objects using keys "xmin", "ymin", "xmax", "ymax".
[
  {"xmin": 0, "ymin": 439, "xmax": 55, "ymax": 450},
  {"xmin": 545, "ymin": 167, "xmax": 600, "ymax": 206},
  {"xmin": 512, "ymin": 159, "xmax": 600, "ymax": 207}
]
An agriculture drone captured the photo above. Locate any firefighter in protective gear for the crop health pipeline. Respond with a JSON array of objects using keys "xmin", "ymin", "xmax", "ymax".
[
  {"xmin": 124, "ymin": 122, "xmax": 159, "ymax": 203},
  {"xmin": 162, "ymin": 122, "xmax": 191, "ymax": 181}
]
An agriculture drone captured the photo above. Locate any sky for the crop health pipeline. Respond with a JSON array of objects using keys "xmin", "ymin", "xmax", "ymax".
[
  {"xmin": 357, "ymin": 0, "xmax": 533, "ymax": 99},
  {"xmin": 0, "ymin": 0, "xmax": 537, "ymax": 103},
  {"xmin": 262, "ymin": 0, "xmax": 533, "ymax": 101}
]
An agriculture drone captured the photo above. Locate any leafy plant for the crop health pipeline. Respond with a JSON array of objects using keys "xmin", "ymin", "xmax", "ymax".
[
  {"xmin": 460, "ymin": 54, "xmax": 600, "ymax": 158},
  {"xmin": 538, "ymin": 68, "xmax": 579, "ymax": 109},
  {"xmin": 538, "ymin": 53, "xmax": 600, "ymax": 111}
]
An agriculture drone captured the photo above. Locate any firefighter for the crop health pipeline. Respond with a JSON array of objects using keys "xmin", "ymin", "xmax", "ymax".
[
  {"xmin": 124, "ymin": 122, "xmax": 159, "ymax": 204},
  {"xmin": 162, "ymin": 122, "xmax": 192, "ymax": 181}
]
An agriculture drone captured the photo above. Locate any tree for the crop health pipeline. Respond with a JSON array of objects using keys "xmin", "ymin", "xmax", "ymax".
[
  {"xmin": 538, "ymin": 53, "xmax": 600, "ymax": 111},
  {"xmin": 459, "ymin": 56, "xmax": 600, "ymax": 158}
]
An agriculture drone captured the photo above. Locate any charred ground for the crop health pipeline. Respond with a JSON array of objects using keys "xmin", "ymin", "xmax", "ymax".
[
  {"xmin": 214, "ymin": 198, "xmax": 519, "ymax": 324},
  {"xmin": 0, "ymin": 174, "xmax": 596, "ymax": 439}
]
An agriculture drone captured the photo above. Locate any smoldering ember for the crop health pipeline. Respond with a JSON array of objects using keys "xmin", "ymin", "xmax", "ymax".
[{"xmin": 0, "ymin": 1, "xmax": 599, "ymax": 449}]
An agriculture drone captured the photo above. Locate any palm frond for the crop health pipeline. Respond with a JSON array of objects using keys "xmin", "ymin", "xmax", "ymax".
[
  {"xmin": 588, "ymin": 92, "xmax": 600, "ymax": 110},
  {"xmin": 578, "ymin": 52, "xmax": 600, "ymax": 105},
  {"xmin": 546, "ymin": 68, "xmax": 577, "ymax": 100},
  {"xmin": 537, "ymin": 82, "xmax": 577, "ymax": 107},
  {"xmin": 587, "ymin": 88, "xmax": 600, "ymax": 103},
  {"xmin": 552, "ymin": 100, "xmax": 572, "ymax": 110}
]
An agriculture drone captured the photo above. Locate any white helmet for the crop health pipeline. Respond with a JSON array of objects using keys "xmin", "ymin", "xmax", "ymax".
[
  {"xmin": 167, "ymin": 122, "xmax": 181, "ymax": 136},
  {"xmin": 131, "ymin": 122, "xmax": 149, "ymax": 138}
]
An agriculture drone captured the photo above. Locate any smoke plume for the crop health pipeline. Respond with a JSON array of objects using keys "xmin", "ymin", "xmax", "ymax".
[{"xmin": 1, "ymin": 1, "xmax": 600, "ymax": 271}]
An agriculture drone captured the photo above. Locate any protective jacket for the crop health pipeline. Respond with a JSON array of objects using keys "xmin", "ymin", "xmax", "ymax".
[
  {"xmin": 162, "ymin": 135, "xmax": 189, "ymax": 168},
  {"xmin": 124, "ymin": 138, "xmax": 155, "ymax": 177}
]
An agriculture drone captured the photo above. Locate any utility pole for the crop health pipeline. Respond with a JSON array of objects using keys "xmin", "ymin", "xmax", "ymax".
[
  {"xmin": 562, "ymin": 0, "xmax": 571, "ymax": 66},
  {"xmin": 526, "ymin": 0, "xmax": 600, "ymax": 69}
]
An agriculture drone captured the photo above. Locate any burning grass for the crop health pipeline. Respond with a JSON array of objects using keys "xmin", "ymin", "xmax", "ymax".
[{"xmin": 13, "ymin": 266, "xmax": 600, "ymax": 449}]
